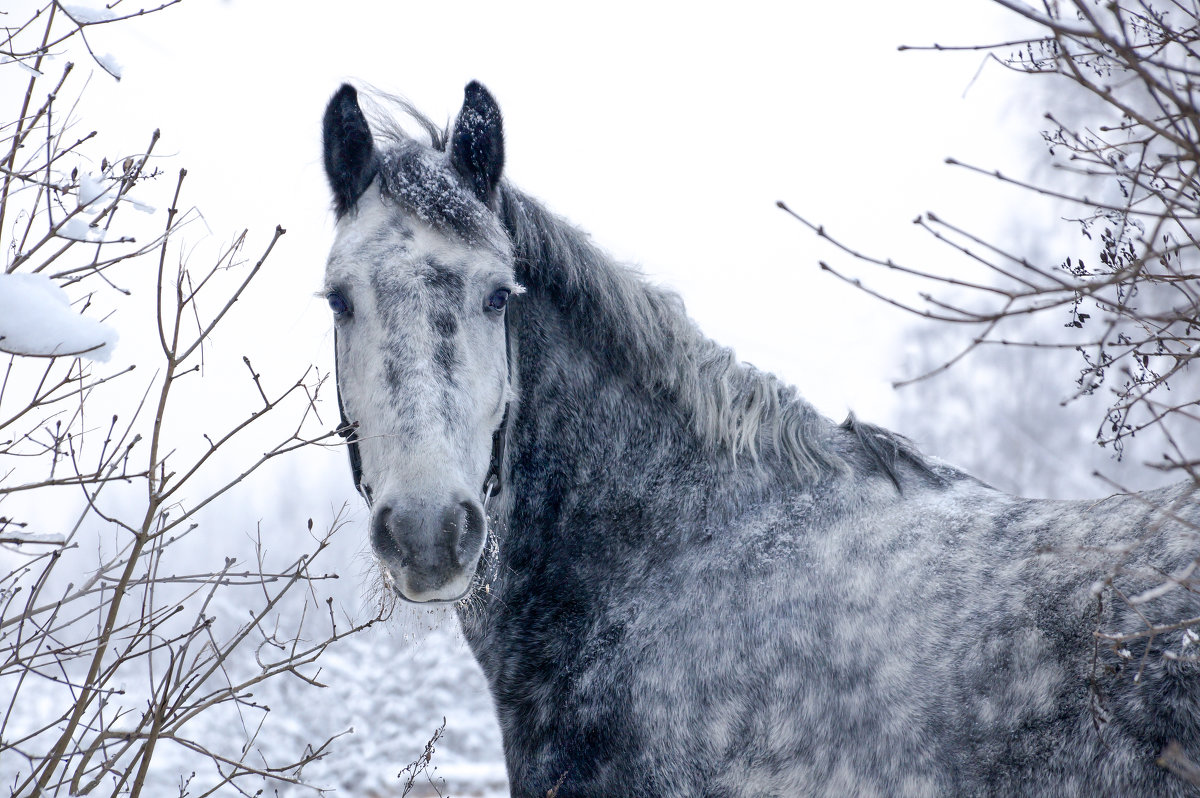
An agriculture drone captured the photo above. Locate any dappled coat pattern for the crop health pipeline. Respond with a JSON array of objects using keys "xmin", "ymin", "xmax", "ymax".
[{"xmin": 321, "ymin": 82, "xmax": 1200, "ymax": 796}]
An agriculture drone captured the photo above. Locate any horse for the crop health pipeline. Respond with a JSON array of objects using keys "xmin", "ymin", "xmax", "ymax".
[{"xmin": 319, "ymin": 81, "xmax": 1200, "ymax": 797}]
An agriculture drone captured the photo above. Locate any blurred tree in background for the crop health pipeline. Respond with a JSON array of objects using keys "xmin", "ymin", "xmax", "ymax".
[{"xmin": 790, "ymin": 0, "xmax": 1200, "ymax": 498}]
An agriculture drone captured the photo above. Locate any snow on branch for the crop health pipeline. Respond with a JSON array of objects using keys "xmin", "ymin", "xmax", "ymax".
[{"xmin": 0, "ymin": 272, "xmax": 117, "ymax": 361}]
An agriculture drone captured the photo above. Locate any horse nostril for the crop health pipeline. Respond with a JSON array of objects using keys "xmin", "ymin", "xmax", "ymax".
[
  {"xmin": 450, "ymin": 500, "xmax": 485, "ymax": 567},
  {"xmin": 370, "ymin": 497, "xmax": 484, "ymax": 580},
  {"xmin": 371, "ymin": 504, "xmax": 400, "ymax": 560}
]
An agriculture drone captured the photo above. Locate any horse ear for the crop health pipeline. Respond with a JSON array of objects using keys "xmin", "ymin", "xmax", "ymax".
[
  {"xmin": 323, "ymin": 84, "xmax": 376, "ymax": 216},
  {"xmin": 450, "ymin": 81, "xmax": 505, "ymax": 205}
]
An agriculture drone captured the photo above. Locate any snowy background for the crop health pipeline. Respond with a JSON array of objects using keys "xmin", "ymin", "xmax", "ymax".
[{"xmin": 3, "ymin": 0, "xmax": 1186, "ymax": 795}]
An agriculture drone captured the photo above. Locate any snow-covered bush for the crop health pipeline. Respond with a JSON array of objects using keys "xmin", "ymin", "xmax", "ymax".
[{"xmin": 0, "ymin": 4, "xmax": 386, "ymax": 795}]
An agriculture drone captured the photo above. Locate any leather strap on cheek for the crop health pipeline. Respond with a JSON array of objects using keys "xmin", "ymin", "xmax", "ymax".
[
  {"xmin": 334, "ymin": 329, "xmax": 372, "ymax": 506},
  {"xmin": 484, "ymin": 402, "xmax": 509, "ymax": 501},
  {"xmin": 483, "ymin": 308, "xmax": 514, "ymax": 505}
]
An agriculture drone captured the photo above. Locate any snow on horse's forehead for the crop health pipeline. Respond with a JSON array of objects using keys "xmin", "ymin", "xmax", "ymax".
[{"xmin": 322, "ymin": 81, "xmax": 1200, "ymax": 797}]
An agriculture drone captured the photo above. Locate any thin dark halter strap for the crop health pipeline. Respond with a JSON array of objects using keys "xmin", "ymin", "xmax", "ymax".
[
  {"xmin": 333, "ymin": 328, "xmax": 371, "ymax": 505},
  {"xmin": 334, "ymin": 319, "xmax": 511, "ymax": 509}
]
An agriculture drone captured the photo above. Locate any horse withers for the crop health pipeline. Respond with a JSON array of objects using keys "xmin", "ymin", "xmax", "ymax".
[{"xmin": 321, "ymin": 80, "xmax": 1200, "ymax": 796}]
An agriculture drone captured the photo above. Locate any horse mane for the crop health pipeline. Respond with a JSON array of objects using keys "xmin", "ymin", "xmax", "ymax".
[
  {"xmin": 495, "ymin": 186, "xmax": 844, "ymax": 483},
  {"xmin": 359, "ymin": 90, "xmax": 947, "ymax": 489},
  {"xmin": 839, "ymin": 413, "xmax": 945, "ymax": 491}
]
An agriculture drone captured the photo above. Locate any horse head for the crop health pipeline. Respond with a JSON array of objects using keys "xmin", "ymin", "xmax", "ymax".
[{"xmin": 321, "ymin": 82, "xmax": 517, "ymax": 603}]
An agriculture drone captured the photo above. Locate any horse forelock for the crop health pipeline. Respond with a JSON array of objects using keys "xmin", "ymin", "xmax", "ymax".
[{"xmin": 357, "ymin": 91, "xmax": 507, "ymax": 252}]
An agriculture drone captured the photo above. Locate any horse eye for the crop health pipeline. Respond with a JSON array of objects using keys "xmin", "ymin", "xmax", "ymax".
[
  {"xmin": 486, "ymin": 288, "xmax": 510, "ymax": 313},
  {"xmin": 326, "ymin": 289, "xmax": 351, "ymax": 317}
]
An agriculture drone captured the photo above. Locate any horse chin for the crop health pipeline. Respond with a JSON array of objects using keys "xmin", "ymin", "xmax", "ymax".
[
  {"xmin": 382, "ymin": 562, "xmax": 479, "ymax": 605},
  {"xmin": 391, "ymin": 581, "xmax": 472, "ymax": 605},
  {"xmin": 392, "ymin": 586, "xmax": 471, "ymax": 605}
]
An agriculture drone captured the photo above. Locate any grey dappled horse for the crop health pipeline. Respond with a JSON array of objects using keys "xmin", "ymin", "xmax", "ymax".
[{"xmin": 321, "ymin": 81, "xmax": 1200, "ymax": 797}]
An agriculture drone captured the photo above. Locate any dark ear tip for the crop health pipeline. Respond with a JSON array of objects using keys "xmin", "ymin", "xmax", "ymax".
[
  {"xmin": 325, "ymin": 84, "xmax": 363, "ymax": 126},
  {"xmin": 450, "ymin": 81, "xmax": 504, "ymax": 204},
  {"xmin": 464, "ymin": 80, "xmax": 495, "ymax": 106},
  {"xmin": 323, "ymin": 82, "xmax": 375, "ymax": 217}
]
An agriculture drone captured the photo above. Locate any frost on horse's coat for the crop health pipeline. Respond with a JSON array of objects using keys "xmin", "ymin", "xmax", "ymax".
[{"xmin": 320, "ymin": 81, "xmax": 1200, "ymax": 796}]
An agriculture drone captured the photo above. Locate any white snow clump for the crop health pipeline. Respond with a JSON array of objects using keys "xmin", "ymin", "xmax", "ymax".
[
  {"xmin": 62, "ymin": 5, "xmax": 117, "ymax": 24},
  {"xmin": 79, "ymin": 173, "xmax": 108, "ymax": 206},
  {"xmin": 93, "ymin": 52, "xmax": 122, "ymax": 80},
  {"xmin": 0, "ymin": 273, "xmax": 118, "ymax": 361}
]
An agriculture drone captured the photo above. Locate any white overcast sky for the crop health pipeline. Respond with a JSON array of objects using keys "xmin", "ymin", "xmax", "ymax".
[{"xmin": 5, "ymin": 0, "xmax": 1049, "ymax": 514}]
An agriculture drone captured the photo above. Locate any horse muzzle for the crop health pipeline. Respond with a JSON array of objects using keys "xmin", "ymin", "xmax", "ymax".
[{"xmin": 369, "ymin": 491, "xmax": 486, "ymax": 602}]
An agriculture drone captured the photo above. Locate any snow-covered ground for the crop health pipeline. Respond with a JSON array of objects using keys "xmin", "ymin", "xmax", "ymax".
[{"xmin": 261, "ymin": 618, "xmax": 509, "ymax": 798}]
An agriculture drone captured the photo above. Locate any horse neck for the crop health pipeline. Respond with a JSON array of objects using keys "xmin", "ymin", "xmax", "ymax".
[
  {"xmin": 506, "ymin": 288, "xmax": 705, "ymax": 491},
  {"xmin": 499, "ymin": 273, "xmax": 951, "ymax": 533}
]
